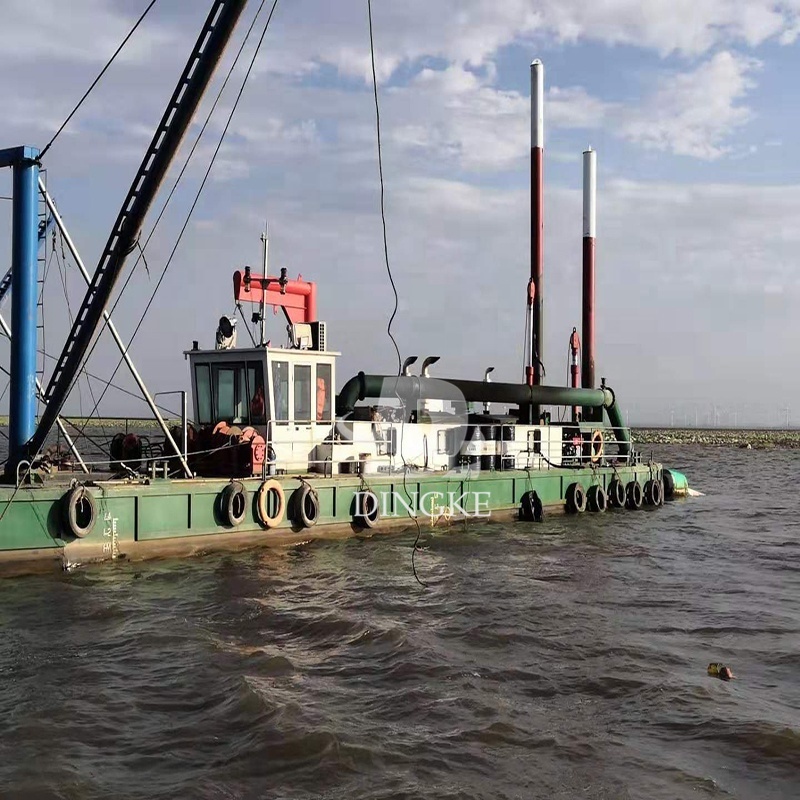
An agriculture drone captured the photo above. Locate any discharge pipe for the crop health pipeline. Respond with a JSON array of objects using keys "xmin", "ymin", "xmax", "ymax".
[{"xmin": 336, "ymin": 372, "xmax": 630, "ymax": 455}]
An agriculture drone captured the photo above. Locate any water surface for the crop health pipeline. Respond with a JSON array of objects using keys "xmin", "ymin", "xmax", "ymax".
[{"xmin": 1, "ymin": 444, "xmax": 798, "ymax": 799}]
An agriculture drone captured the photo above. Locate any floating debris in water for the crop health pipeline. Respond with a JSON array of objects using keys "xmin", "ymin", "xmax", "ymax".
[{"xmin": 707, "ymin": 663, "xmax": 735, "ymax": 681}]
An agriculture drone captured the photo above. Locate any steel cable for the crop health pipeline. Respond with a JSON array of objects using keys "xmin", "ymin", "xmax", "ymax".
[{"xmin": 39, "ymin": 0, "xmax": 160, "ymax": 160}]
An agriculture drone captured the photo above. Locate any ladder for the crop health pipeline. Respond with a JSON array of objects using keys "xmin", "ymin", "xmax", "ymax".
[
  {"xmin": 0, "ymin": 213, "xmax": 52, "ymax": 309},
  {"xmin": 35, "ymin": 176, "xmax": 47, "ymax": 388},
  {"xmin": 28, "ymin": 0, "xmax": 248, "ymax": 459}
]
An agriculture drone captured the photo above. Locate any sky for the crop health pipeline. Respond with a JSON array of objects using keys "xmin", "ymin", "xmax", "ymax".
[{"xmin": 0, "ymin": 0, "xmax": 799, "ymax": 426}]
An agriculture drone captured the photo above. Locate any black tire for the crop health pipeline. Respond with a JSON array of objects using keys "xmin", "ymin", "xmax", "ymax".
[
  {"xmin": 663, "ymin": 470, "xmax": 675, "ymax": 500},
  {"xmin": 608, "ymin": 479, "xmax": 626, "ymax": 508},
  {"xmin": 221, "ymin": 481, "xmax": 248, "ymax": 527},
  {"xmin": 651, "ymin": 479, "xmax": 664, "ymax": 506},
  {"xmin": 626, "ymin": 481, "xmax": 643, "ymax": 510},
  {"xmin": 644, "ymin": 479, "xmax": 664, "ymax": 506},
  {"xmin": 566, "ymin": 482, "xmax": 587, "ymax": 514},
  {"xmin": 587, "ymin": 484, "xmax": 607, "ymax": 513},
  {"xmin": 292, "ymin": 484, "xmax": 320, "ymax": 528},
  {"xmin": 519, "ymin": 490, "xmax": 544, "ymax": 522},
  {"xmin": 354, "ymin": 490, "xmax": 380, "ymax": 529},
  {"xmin": 61, "ymin": 486, "xmax": 97, "ymax": 539}
]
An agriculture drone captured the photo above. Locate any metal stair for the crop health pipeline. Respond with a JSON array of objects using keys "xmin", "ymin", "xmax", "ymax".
[{"xmin": 35, "ymin": 183, "xmax": 47, "ymax": 387}]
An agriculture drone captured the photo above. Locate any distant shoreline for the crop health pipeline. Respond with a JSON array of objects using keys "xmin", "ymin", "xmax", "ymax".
[
  {"xmin": 635, "ymin": 428, "xmax": 800, "ymax": 448},
  {"xmin": 0, "ymin": 418, "xmax": 796, "ymax": 448}
]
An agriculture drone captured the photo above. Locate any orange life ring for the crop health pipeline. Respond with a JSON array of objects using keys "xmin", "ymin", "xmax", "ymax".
[{"xmin": 256, "ymin": 479, "xmax": 285, "ymax": 528}]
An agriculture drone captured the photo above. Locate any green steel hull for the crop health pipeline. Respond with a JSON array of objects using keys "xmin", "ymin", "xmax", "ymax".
[{"xmin": 0, "ymin": 464, "xmax": 669, "ymax": 575}]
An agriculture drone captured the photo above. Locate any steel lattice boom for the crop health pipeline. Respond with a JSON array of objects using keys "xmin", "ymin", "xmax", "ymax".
[{"xmin": 28, "ymin": 0, "xmax": 248, "ymax": 461}]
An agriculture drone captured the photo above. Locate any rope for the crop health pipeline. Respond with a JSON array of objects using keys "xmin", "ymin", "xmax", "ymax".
[
  {"xmin": 39, "ymin": 0, "xmax": 160, "ymax": 160},
  {"xmin": 367, "ymin": 0, "xmax": 401, "ymax": 377},
  {"xmin": 366, "ymin": 0, "xmax": 425, "ymax": 587}
]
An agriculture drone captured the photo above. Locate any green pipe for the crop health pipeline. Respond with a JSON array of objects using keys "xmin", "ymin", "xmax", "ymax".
[
  {"xmin": 337, "ymin": 373, "xmax": 614, "ymax": 413},
  {"xmin": 336, "ymin": 372, "xmax": 631, "ymax": 455},
  {"xmin": 603, "ymin": 396, "xmax": 630, "ymax": 456}
]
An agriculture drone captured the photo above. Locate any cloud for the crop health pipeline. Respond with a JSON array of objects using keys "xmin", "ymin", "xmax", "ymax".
[
  {"xmin": 0, "ymin": 0, "xmax": 174, "ymax": 63},
  {"xmin": 617, "ymin": 51, "xmax": 760, "ymax": 158},
  {"xmin": 0, "ymin": 0, "xmax": 795, "ymax": 425},
  {"xmin": 377, "ymin": 51, "xmax": 758, "ymax": 169},
  {"xmin": 385, "ymin": 66, "xmax": 528, "ymax": 170},
  {"xmin": 258, "ymin": 0, "xmax": 799, "ymax": 82}
]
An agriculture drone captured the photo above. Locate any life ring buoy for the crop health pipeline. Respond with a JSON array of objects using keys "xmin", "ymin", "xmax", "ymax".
[
  {"xmin": 61, "ymin": 485, "xmax": 97, "ymax": 539},
  {"xmin": 608, "ymin": 479, "xmax": 626, "ymax": 508},
  {"xmin": 256, "ymin": 479, "xmax": 285, "ymax": 528},
  {"xmin": 644, "ymin": 479, "xmax": 663, "ymax": 507},
  {"xmin": 354, "ymin": 490, "xmax": 380, "ymax": 528},
  {"xmin": 519, "ymin": 490, "xmax": 543, "ymax": 522},
  {"xmin": 566, "ymin": 482, "xmax": 587, "ymax": 514},
  {"xmin": 292, "ymin": 484, "xmax": 320, "ymax": 528},
  {"xmin": 626, "ymin": 481, "xmax": 643, "ymax": 510},
  {"xmin": 590, "ymin": 430, "xmax": 604, "ymax": 464},
  {"xmin": 221, "ymin": 481, "xmax": 248, "ymax": 527},
  {"xmin": 587, "ymin": 484, "xmax": 607, "ymax": 513}
]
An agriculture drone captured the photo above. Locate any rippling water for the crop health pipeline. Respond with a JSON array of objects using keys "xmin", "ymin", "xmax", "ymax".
[{"xmin": 1, "ymin": 444, "xmax": 798, "ymax": 799}]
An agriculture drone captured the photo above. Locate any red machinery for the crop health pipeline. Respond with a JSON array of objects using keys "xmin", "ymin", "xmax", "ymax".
[{"xmin": 233, "ymin": 268, "xmax": 317, "ymax": 325}]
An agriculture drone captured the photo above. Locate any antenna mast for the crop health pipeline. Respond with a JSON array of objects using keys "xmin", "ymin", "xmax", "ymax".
[{"xmin": 260, "ymin": 223, "xmax": 269, "ymax": 346}]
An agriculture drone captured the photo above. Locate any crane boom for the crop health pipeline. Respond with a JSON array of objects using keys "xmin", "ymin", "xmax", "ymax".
[{"xmin": 27, "ymin": 0, "xmax": 249, "ymax": 460}]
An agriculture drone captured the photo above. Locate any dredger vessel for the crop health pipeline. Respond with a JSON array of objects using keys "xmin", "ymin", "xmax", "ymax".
[{"xmin": 0, "ymin": 0, "xmax": 689, "ymax": 575}]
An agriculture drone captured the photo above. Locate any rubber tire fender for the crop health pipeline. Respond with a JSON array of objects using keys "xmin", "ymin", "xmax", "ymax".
[
  {"xmin": 587, "ymin": 484, "xmax": 607, "ymax": 513},
  {"xmin": 256, "ymin": 479, "xmax": 285, "ymax": 529},
  {"xmin": 61, "ymin": 485, "xmax": 97, "ymax": 539},
  {"xmin": 292, "ymin": 484, "xmax": 320, "ymax": 528},
  {"xmin": 519, "ymin": 490, "xmax": 544, "ymax": 522},
  {"xmin": 354, "ymin": 490, "xmax": 380, "ymax": 529},
  {"xmin": 221, "ymin": 481, "xmax": 248, "ymax": 527},
  {"xmin": 608, "ymin": 479, "xmax": 626, "ymax": 508},
  {"xmin": 626, "ymin": 481, "xmax": 643, "ymax": 510},
  {"xmin": 566, "ymin": 482, "xmax": 587, "ymax": 514},
  {"xmin": 644, "ymin": 479, "xmax": 664, "ymax": 507}
]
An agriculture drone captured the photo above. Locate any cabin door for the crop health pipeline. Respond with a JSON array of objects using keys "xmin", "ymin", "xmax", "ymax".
[{"xmin": 293, "ymin": 363, "xmax": 313, "ymax": 435}]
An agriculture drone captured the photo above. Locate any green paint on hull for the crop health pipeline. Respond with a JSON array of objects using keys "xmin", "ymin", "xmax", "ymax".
[{"xmin": 0, "ymin": 463, "xmax": 669, "ymax": 574}]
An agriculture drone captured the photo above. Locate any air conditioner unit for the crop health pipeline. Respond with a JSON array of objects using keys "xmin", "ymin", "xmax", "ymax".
[{"xmin": 311, "ymin": 321, "xmax": 327, "ymax": 351}]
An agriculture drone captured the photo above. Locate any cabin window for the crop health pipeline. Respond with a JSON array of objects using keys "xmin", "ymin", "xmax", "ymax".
[
  {"xmin": 272, "ymin": 360, "xmax": 289, "ymax": 421},
  {"xmin": 195, "ymin": 364, "xmax": 212, "ymax": 425},
  {"xmin": 294, "ymin": 365, "xmax": 312, "ymax": 422},
  {"xmin": 316, "ymin": 363, "xmax": 331, "ymax": 422},
  {"xmin": 247, "ymin": 362, "xmax": 266, "ymax": 424},
  {"xmin": 214, "ymin": 366, "xmax": 237, "ymax": 422}
]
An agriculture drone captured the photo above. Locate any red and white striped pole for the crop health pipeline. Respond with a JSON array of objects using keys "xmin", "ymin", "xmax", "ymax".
[
  {"xmin": 529, "ymin": 59, "xmax": 544, "ymax": 395},
  {"xmin": 581, "ymin": 147, "xmax": 596, "ymax": 402}
]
